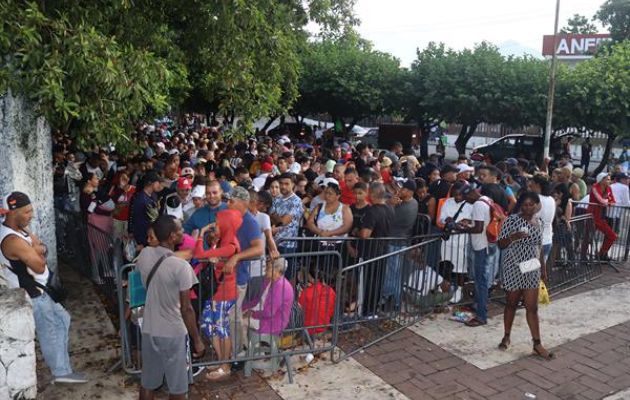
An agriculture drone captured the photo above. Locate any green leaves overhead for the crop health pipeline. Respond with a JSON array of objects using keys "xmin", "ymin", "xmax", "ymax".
[
  {"xmin": 0, "ymin": 0, "xmax": 357, "ymax": 146},
  {"xmin": 293, "ymin": 37, "xmax": 401, "ymax": 129}
]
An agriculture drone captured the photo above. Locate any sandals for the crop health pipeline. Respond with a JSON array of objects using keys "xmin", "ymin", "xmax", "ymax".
[
  {"xmin": 206, "ymin": 367, "xmax": 231, "ymax": 381},
  {"xmin": 532, "ymin": 339, "xmax": 555, "ymax": 360},
  {"xmin": 465, "ymin": 317, "xmax": 487, "ymax": 327},
  {"xmin": 498, "ymin": 335, "xmax": 510, "ymax": 350}
]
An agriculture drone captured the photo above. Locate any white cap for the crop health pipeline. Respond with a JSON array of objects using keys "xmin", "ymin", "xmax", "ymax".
[
  {"xmin": 191, "ymin": 185, "xmax": 205, "ymax": 198},
  {"xmin": 457, "ymin": 163, "xmax": 474, "ymax": 174},
  {"xmin": 166, "ymin": 204, "xmax": 183, "ymax": 220},
  {"xmin": 321, "ymin": 177, "xmax": 340, "ymax": 188},
  {"xmin": 596, "ymin": 172, "xmax": 609, "ymax": 183},
  {"xmin": 156, "ymin": 142, "xmax": 165, "ymax": 150}
]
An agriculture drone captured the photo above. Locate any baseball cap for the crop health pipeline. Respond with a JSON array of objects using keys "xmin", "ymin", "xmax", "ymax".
[
  {"xmin": 181, "ymin": 167, "xmax": 195, "ymax": 177},
  {"xmin": 224, "ymin": 186, "xmax": 250, "ymax": 202},
  {"xmin": 441, "ymin": 164, "xmax": 459, "ymax": 175},
  {"xmin": 177, "ymin": 177, "xmax": 193, "ymax": 190},
  {"xmin": 165, "ymin": 195, "xmax": 183, "ymax": 220},
  {"xmin": 155, "ymin": 142, "xmax": 165, "ymax": 150},
  {"xmin": 0, "ymin": 192, "xmax": 31, "ymax": 214},
  {"xmin": 381, "ymin": 157, "xmax": 393, "ymax": 168},
  {"xmin": 460, "ymin": 185, "xmax": 477, "ymax": 196},
  {"xmin": 191, "ymin": 185, "xmax": 205, "ymax": 198},
  {"xmin": 457, "ymin": 163, "xmax": 474, "ymax": 174},
  {"xmin": 316, "ymin": 177, "xmax": 339, "ymax": 188},
  {"xmin": 261, "ymin": 162, "xmax": 273, "ymax": 173},
  {"xmin": 615, "ymin": 172, "xmax": 629, "ymax": 180},
  {"xmin": 596, "ymin": 172, "xmax": 609, "ymax": 183},
  {"xmin": 506, "ymin": 158, "xmax": 518, "ymax": 167}
]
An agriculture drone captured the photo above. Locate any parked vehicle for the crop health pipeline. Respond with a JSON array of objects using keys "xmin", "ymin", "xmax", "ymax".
[
  {"xmin": 375, "ymin": 124, "xmax": 420, "ymax": 150},
  {"xmin": 470, "ymin": 132, "xmax": 578, "ymax": 164}
]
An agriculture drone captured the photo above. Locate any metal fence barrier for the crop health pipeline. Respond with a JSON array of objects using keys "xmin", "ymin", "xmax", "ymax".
[
  {"xmin": 332, "ymin": 236, "xmax": 449, "ymax": 362},
  {"xmin": 116, "ymin": 251, "xmax": 342, "ymax": 383},
  {"xmin": 56, "ymin": 206, "xmax": 617, "ymax": 382},
  {"xmin": 572, "ymin": 201, "xmax": 630, "ymax": 264},
  {"xmin": 57, "ymin": 210, "xmax": 121, "ymax": 315}
]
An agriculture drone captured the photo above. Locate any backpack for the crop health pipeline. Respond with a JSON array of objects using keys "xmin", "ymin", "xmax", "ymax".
[{"xmin": 479, "ymin": 197, "xmax": 507, "ymax": 243}]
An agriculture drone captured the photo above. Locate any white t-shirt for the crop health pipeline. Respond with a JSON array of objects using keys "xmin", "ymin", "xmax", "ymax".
[
  {"xmin": 535, "ymin": 195, "xmax": 555, "ymax": 245},
  {"xmin": 252, "ymin": 173, "xmax": 270, "ymax": 192},
  {"xmin": 439, "ymin": 198, "xmax": 472, "ymax": 225},
  {"xmin": 470, "ymin": 199, "xmax": 491, "ymax": 251},
  {"xmin": 407, "ymin": 267, "xmax": 444, "ymax": 297},
  {"xmin": 289, "ymin": 162, "xmax": 301, "ymax": 174},
  {"xmin": 609, "ymin": 182, "xmax": 630, "ymax": 218},
  {"xmin": 250, "ymin": 211, "xmax": 271, "ymax": 278}
]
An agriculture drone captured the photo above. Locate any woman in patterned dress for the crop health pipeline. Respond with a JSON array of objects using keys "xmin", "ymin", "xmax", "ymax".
[{"xmin": 497, "ymin": 191, "xmax": 554, "ymax": 360}]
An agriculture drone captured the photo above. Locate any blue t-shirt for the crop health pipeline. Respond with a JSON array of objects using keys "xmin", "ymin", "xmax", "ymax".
[
  {"xmin": 220, "ymin": 180, "xmax": 232, "ymax": 195},
  {"xmin": 183, "ymin": 203, "xmax": 228, "ymax": 234},
  {"xmin": 236, "ymin": 211, "xmax": 261, "ymax": 286}
]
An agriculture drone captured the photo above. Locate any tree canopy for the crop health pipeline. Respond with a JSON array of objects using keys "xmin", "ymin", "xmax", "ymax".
[
  {"xmin": 292, "ymin": 36, "xmax": 401, "ymax": 131},
  {"xmin": 595, "ymin": 0, "xmax": 630, "ymax": 42},
  {"xmin": 0, "ymin": 0, "xmax": 357, "ymax": 148},
  {"xmin": 561, "ymin": 14, "xmax": 598, "ymax": 34}
]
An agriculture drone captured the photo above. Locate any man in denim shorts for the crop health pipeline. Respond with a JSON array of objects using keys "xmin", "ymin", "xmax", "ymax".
[{"xmin": 137, "ymin": 215, "xmax": 204, "ymax": 399}]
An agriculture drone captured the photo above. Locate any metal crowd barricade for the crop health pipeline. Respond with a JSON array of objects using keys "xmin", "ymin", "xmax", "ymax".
[
  {"xmin": 332, "ymin": 235, "xmax": 449, "ymax": 362},
  {"xmin": 547, "ymin": 213, "xmax": 603, "ymax": 293},
  {"xmin": 571, "ymin": 201, "xmax": 630, "ymax": 265},
  {"xmin": 117, "ymin": 251, "xmax": 342, "ymax": 383},
  {"xmin": 56, "ymin": 209, "xmax": 121, "ymax": 314}
]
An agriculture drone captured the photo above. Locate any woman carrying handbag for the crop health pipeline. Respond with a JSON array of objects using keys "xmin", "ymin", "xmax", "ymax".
[{"xmin": 497, "ymin": 191, "xmax": 554, "ymax": 360}]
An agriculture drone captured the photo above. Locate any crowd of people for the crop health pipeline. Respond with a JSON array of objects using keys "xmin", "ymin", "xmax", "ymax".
[{"xmin": 39, "ymin": 116, "xmax": 630, "ymax": 396}]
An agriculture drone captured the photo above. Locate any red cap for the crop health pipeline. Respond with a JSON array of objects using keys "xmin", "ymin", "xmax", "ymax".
[
  {"xmin": 261, "ymin": 162, "xmax": 273, "ymax": 173},
  {"xmin": 177, "ymin": 177, "xmax": 193, "ymax": 190}
]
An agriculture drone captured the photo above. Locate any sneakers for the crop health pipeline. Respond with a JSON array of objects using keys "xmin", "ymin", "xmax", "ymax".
[
  {"xmin": 53, "ymin": 372, "xmax": 88, "ymax": 384},
  {"xmin": 450, "ymin": 287, "xmax": 463, "ymax": 304},
  {"xmin": 192, "ymin": 366, "xmax": 205, "ymax": 378}
]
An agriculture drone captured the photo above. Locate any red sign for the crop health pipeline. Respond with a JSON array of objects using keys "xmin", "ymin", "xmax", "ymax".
[{"xmin": 542, "ymin": 34, "xmax": 611, "ymax": 58}]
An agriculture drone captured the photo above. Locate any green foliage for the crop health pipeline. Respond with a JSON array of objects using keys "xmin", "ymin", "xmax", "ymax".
[
  {"xmin": 0, "ymin": 0, "xmax": 357, "ymax": 146},
  {"xmin": 293, "ymin": 37, "xmax": 401, "ymax": 128},
  {"xmin": 561, "ymin": 14, "xmax": 598, "ymax": 34},
  {"xmin": 0, "ymin": 1, "xmax": 173, "ymax": 150},
  {"xmin": 563, "ymin": 41, "xmax": 630, "ymax": 137},
  {"xmin": 595, "ymin": 0, "xmax": 630, "ymax": 42}
]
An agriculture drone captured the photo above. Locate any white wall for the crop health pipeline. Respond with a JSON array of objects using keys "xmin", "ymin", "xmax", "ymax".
[{"xmin": 0, "ymin": 91, "xmax": 57, "ymax": 275}]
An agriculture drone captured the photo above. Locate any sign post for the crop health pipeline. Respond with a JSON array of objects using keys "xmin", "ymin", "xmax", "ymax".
[{"xmin": 543, "ymin": 0, "xmax": 561, "ymax": 162}]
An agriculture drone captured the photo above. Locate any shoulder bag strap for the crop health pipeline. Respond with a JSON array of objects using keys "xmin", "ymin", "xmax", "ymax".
[{"xmin": 146, "ymin": 253, "xmax": 172, "ymax": 290}]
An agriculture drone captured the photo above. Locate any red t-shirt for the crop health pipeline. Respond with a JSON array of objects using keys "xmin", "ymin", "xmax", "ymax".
[
  {"xmin": 340, "ymin": 180, "xmax": 356, "ymax": 206},
  {"xmin": 298, "ymin": 282, "xmax": 336, "ymax": 334},
  {"xmin": 110, "ymin": 186, "xmax": 136, "ymax": 222}
]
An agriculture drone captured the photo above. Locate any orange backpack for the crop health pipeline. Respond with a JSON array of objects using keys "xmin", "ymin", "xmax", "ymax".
[{"xmin": 479, "ymin": 197, "xmax": 507, "ymax": 243}]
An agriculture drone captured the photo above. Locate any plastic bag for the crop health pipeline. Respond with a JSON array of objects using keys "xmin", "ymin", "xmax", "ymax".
[
  {"xmin": 538, "ymin": 280, "xmax": 550, "ymax": 305},
  {"xmin": 124, "ymin": 237, "xmax": 137, "ymax": 262}
]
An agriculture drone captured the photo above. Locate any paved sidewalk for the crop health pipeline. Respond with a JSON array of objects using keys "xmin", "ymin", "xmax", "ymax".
[
  {"xmin": 351, "ymin": 265, "xmax": 630, "ymax": 400},
  {"xmin": 36, "ymin": 263, "xmax": 630, "ymax": 399}
]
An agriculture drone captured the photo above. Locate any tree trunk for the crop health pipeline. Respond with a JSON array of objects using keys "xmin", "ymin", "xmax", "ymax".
[
  {"xmin": 0, "ymin": 91, "xmax": 57, "ymax": 277},
  {"xmin": 419, "ymin": 124, "xmax": 430, "ymax": 160},
  {"xmin": 593, "ymin": 133, "xmax": 615, "ymax": 176},
  {"xmin": 455, "ymin": 123, "xmax": 478, "ymax": 156},
  {"xmin": 260, "ymin": 115, "xmax": 278, "ymax": 132},
  {"xmin": 347, "ymin": 117, "xmax": 361, "ymax": 134}
]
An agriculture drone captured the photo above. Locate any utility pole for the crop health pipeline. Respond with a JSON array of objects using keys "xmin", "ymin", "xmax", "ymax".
[{"xmin": 543, "ymin": 0, "xmax": 561, "ymax": 161}]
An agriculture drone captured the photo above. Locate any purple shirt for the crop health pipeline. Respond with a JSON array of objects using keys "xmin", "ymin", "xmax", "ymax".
[{"xmin": 243, "ymin": 276, "xmax": 294, "ymax": 336}]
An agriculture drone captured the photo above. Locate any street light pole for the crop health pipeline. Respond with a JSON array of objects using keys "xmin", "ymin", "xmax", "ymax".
[{"xmin": 543, "ymin": 0, "xmax": 561, "ymax": 161}]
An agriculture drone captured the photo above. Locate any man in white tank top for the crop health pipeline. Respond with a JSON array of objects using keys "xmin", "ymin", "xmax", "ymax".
[{"xmin": 0, "ymin": 192, "xmax": 87, "ymax": 384}]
